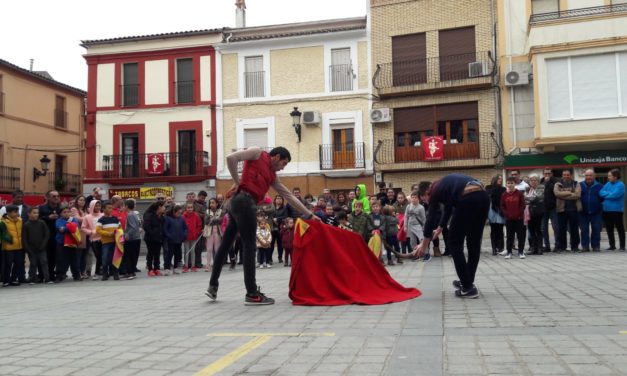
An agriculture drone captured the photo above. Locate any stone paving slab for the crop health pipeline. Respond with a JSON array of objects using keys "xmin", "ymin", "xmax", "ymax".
[{"xmin": 1, "ymin": 234, "xmax": 627, "ymax": 375}]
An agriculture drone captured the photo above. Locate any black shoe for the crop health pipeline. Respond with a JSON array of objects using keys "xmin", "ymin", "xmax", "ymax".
[
  {"xmin": 441, "ymin": 251, "xmax": 452, "ymax": 256},
  {"xmin": 101, "ymin": 273, "xmax": 109, "ymax": 281},
  {"xmin": 592, "ymin": 247, "xmax": 601, "ymax": 252},
  {"xmin": 620, "ymin": 248, "xmax": 626, "ymax": 252},
  {"xmin": 492, "ymin": 249, "xmax": 497, "ymax": 256},
  {"xmin": 607, "ymin": 246, "xmax": 616, "ymax": 251},
  {"xmin": 579, "ymin": 247, "xmax": 590, "ymax": 253},
  {"xmin": 245, "ymin": 287, "xmax": 275, "ymax": 305},
  {"xmin": 113, "ymin": 273, "xmax": 120, "ymax": 281},
  {"xmin": 9, "ymin": 281, "xmax": 20, "ymax": 286},
  {"xmin": 455, "ymin": 286, "xmax": 479, "ymax": 299},
  {"xmin": 452, "ymin": 280, "xmax": 462, "ymax": 290},
  {"xmin": 205, "ymin": 285, "xmax": 218, "ymax": 301}
]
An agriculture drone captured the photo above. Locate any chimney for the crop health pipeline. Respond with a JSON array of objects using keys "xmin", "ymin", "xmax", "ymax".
[
  {"xmin": 235, "ymin": 0, "xmax": 246, "ymax": 28},
  {"xmin": 30, "ymin": 58, "xmax": 34, "ymax": 71}
]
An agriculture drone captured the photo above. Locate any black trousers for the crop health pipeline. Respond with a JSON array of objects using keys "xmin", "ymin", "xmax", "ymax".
[
  {"xmin": 56, "ymin": 245, "xmax": 80, "ymax": 280},
  {"xmin": 447, "ymin": 191, "xmax": 490, "ymax": 289},
  {"xmin": 46, "ymin": 237, "xmax": 57, "ymax": 278},
  {"xmin": 506, "ymin": 219, "xmax": 526, "ymax": 253},
  {"xmin": 210, "ymin": 192, "xmax": 258, "ymax": 294},
  {"xmin": 194, "ymin": 236, "xmax": 206, "ymax": 267},
  {"xmin": 603, "ymin": 211, "xmax": 625, "ymax": 249},
  {"xmin": 528, "ymin": 214, "xmax": 543, "ymax": 252},
  {"xmin": 91, "ymin": 240, "xmax": 102, "ymax": 275},
  {"xmin": 271, "ymin": 229, "xmax": 284, "ymax": 261},
  {"xmin": 145, "ymin": 240, "xmax": 162, "ymax": 271},
  {"xmin": 489, "ymin": 223, "xmax": 504, "ymax": 252},
  {"xmin": 122, "ymin": 239, "xmax": 141, "ymax": 274},
  {"xmin": 2, "ymin": 249, "xmax": 25, "ymax": 283}
]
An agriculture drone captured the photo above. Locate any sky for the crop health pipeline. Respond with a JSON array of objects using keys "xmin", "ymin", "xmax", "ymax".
[{"xmin": 1, "ymin": 0, "xmax": 367, "ymax": 91}]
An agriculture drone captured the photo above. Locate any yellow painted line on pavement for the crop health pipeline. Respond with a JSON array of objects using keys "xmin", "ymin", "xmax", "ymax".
[
  {"xmin": 620, "ymin": 331, "xmax": 627, "ymax": 335},
  {"xmin": 207, "ymin": 332, "xmax": 336, "ymax": 337},
  {"xmin": 194, "ymin": 335, "xmax": 272, "ymax": 376}
]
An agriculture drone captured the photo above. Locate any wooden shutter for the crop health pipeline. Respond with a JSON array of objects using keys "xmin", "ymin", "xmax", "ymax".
[
  {"xmin": 435, "ymin": 102, "xmax": 478, "ymax": 121},
  {"xmin": 394, "ymin": 106, "xmax": 434, "ymax": 133},
  {"xmin": 438, "ymin": 27, "xmax": 476, "ymax": 81},
  {"xmin": 392, "ymin": 33, "xmax": 426, "ymax": 86}
]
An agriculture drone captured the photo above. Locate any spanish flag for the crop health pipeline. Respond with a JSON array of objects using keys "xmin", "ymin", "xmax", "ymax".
[
  {"xmin": 64, "ymin": 221, "xmax": 81, "ymax": 247},
  {"xmin": 112, "ymin": 228, "xmax": 125, "ymax": 269}
]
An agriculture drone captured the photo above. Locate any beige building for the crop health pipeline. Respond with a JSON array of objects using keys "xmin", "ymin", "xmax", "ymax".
[
  {"xmin": 370, "ymin": 0, "xmax": 500, "ymax": 192},
  {"xmin": 217, "ymin": 17, "xmax": 373, "ymax": 196},
  {"xmin": 0, "ymin": 58, "xmax": 85, "ymax": 201},
  {"xmin": 500, "ymin": 0, "xmax": 627, "ymax": 186}
]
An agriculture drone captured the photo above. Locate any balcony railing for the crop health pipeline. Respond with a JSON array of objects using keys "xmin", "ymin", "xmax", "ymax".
[
  {"xmin": 49, "ymin": 172, "xmax": 81, "ymax": 194},
  {"xmin": 530, "ymin": 3, "xmax": 627, "ymax": 24},
  {"xmin": 244, "ymin": 71, "xmax": 265, "ymax": 98},
  {"xmin": 122, "ymin": 84, "xmax": 139, "ymax": 107},
  {"xmin": 374, "ymin": 132, "xmax": 498, "ymax": 165},
  {"xmin": 0, "ymin": 92, "xmax": 5, "ymax": 113},
  {"xmin": 319, "ymin": 142, "xmax": 365, "ymax": 170},
  {"xmin": 0, "ymin": 166, "xmax": 20, "ymax": 191},
  {"xmin": 373, "ymin": 51, "xmax": 494, "ymax": 91},
  {"xmin": 54, "ymin": 108, "xmax": 67, "ymax": 128},
  {"xmin": 102, "ymin": 151, "xmax": 209, "ymax": 179},
  {"xmin": 329, "ymin": 64, "xmax": 354, "ymax": 92},
  {"xmin": 176, "ymin": 81, "xmax": 194, "ymax": 103}
]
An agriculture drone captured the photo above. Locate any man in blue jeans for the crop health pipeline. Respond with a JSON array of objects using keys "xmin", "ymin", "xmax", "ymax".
[
  {"xmin": 555, "ymin": 169, "xmax": 581, "ymax": 252},
  {"xmin": 579, "ymin": 169, "xmax": 603, "ymax": 252}
]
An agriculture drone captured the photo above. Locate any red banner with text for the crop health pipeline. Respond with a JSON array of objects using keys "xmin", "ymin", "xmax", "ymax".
[{"xmin": 422, "ymin": 135, "xmax": 444, "ymax": 161}]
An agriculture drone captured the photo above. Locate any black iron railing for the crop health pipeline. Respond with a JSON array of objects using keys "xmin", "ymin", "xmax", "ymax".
[
  {"xmin": 319, "ymin": 142, "xmax": 365, "ymax": 170},
  {"xmin": 102, "ymin": 151, "xmax": 209, "ymax": 179},
  {"xmin": 244, "ymin": 71, "xmax": 265, "ymax": 98},
  {"xmin": 329, "ymin": 64, "xmax": 354, "ymax": 92},
  {"xmin": 373, "ymin": 51, "xmax": 494, "ymax": 90},
  {"xmin": 530, "ymin": 3, "xmax": 627, "ymax": 24},
  {"xmin": 374, "ymin": 132, "xmax": 498, "ymax": 165},
  {"xmin": 176, "ymin": 81, "xmax": 195, "ymax": 103},
  {"xmin": 0, "ymin": 92, "xmax": 5, "ymax": 113},
  {"xmin": 122, "ymin": 84, "xmax": 139, "ymax": 107},
  {"xmin": 49, "ymin": 172, "xmax": 81, "ymax": 194},
  {"xmin": 0, "ymin": 166, "xmax": 20, "ymax": 191},
  {"xmin": 54, "ymin": 108, "xmax": 68, "ymax": 128}
]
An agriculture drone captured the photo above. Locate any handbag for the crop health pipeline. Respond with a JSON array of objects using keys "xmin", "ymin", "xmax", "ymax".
[{"xmin": 487, "ymin": 205, "xmax": 505, "ymax": 224}]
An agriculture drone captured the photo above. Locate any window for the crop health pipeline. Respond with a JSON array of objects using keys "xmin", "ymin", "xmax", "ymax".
[
  {"xmin": 121, "ymin": 133, "xmax": 139, "ymax": 177},
  {"xmin": 330, "ymin": 48, "xmax": 353, "ymax": 91},
  {"xmin": 438, "ymin": 27, "xmax": 476, "ymax": 81},
  {"xmin": 122, "ymin": 63, "xmax": 139, "ymax": 107},
  {"xmin": 546, "ymin": 52, "xmax": 627, "ymax": 121},
  {"xmin": 532, "ymin": 0, "xmax": 559, "ymax": 14},
  {"xmin": 243, "ymin": 128, "xmax": 268, "ymax": 148},
  {"xmin": 178, "ymin": 130, "xmax": 197, "ymax": 175},
  {"xmin": 244, "ymin": 56, "xmax": 264, "ymax": 98},
  {"xmin": 54, "ymin": 95, "xmax": 67, "ymax": 128},
  {"xmin": 176, "ymin": 58, "xmax": 194, "ymax": 104},
  {"xmin": 612, "ymin": 0, "xmax": 627, "ymax": 4},
  {"xmin": 392, "ymin": 33, "xmax": 426, "ymax": 86}
]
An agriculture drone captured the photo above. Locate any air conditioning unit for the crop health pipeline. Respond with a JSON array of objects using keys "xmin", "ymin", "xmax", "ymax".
[
  {"xmin": 370, "ymin": 108, "xmax": 391, "ymax": 123},
  {"xmin": 302, "ymin": 111, "xmax": 320, "ymax": 125},
  {"xmin": 468, "ymin": 61, "xmax": 489, "ymax": 78},
  {"xmin": 505, "ymin": 63, "xmax": 531, "ymax": 86}
]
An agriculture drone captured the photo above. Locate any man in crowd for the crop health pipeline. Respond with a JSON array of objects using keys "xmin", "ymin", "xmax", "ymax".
[
  {"xmin": 38, "ymin": 190, "xmax": 61, "ymax": 278},
  {"xmin": 376, "ymin": 182, "xmax": 387, "ymax": 202},
  {"xmin": 510, "ymin": 169, "xmax": 529, "ymax": 192},
  {"xmin": 579, "ymin": 169, "xmax": 603, "ymax": 252},
  {"xmin": 541, "ymin": 168, "xmax": 559, "ymax": 252},
  {"xmin": 554, "ymin": 169, "xmax": 581, "ymax": 252},
  {"xmin": 0, "ymin": 189, "xmax": 29, "ymax": 221},
  {"xmin": 85, "ymin": 187, "xmax": 103, "ymax": 209},
  {"xmin": 321, "ymin": 188, "xmax": 336, "ymax": 206},
  {"xmin": 193, "ymin": 190, "xmax": 208, "ymax": 268}
]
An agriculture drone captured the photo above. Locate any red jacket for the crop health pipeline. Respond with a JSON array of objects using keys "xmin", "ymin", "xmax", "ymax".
[
  {"xmin": 500, "ymin": 189, "xmax": 525, "ymax": 220},
  {"xmin": 281, "ymin": 226, "xmax": 295, "ymax": 250},
  {"xmin": 239, "ymin": 151, "xmax": 276, "ymax": 203},
  {"xmin": 183, "ymin": 211, "xmax": 203, "ymax": 240}
]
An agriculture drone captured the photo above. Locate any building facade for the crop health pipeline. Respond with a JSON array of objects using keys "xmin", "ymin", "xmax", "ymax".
[
  {"xmin": 500, "ymin": 0, "xmax": 627, "ymax": 188},
  {"xmin": 370, "ymin": 0, "xmax": 500, "ymax": 192},
  {"xmin": 216, "ymin": 17, "xmax": 373, "ymax": 196},
  {"xmin": 0, "ymin": 59, "xmax": 85, "ymax": 205},
  {"xmin": 81, "ymin": 30, "xmax": 221, "ymax": 204}
]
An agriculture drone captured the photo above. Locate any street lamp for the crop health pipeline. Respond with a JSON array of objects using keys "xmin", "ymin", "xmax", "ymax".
[
  {"xmin": 33, "ymin": 154, "xmax": 51, "ymax": 181},
  {"xmin": 290, "ymin": 106, "xmax": 302, "ymax": 143}
]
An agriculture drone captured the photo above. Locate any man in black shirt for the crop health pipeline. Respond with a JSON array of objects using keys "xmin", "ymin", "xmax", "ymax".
[
  {"xmin": 540, "ymin": 168, "xmax": 558, "ymax": 252},
  {"xmin": 38, "ymin": 190, "xmax": 61, "ymax": 278}
]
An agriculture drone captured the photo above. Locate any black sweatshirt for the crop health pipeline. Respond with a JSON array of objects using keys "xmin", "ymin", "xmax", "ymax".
[{"xmin": 22, "ymin": 219, "xmax": 50, "ymax": 252}]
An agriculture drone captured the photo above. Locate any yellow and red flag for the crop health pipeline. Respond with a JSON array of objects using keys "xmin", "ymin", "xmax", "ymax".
[{"xmin": 112, "ymin": 228, "xmax": 125, "ymax": 269}]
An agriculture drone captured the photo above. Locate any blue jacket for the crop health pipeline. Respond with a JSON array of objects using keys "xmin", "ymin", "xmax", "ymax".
[
  {"xmin": 600, "ymin": 180, "xmax": 625, "ymax": 213},
  {"xmin": 55, "ymin": 217, "xmax": 79, "ymax": 245},
  {"xmin": 579, "ymin": 181, "xmax": 603, "ymax": 215},
  {"xmin": 163, "ymin": 215, "xmax": 188, "ymax": 244}
]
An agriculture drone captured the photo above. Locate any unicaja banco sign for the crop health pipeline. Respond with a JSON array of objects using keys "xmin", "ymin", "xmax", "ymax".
[{"xmin": 505, "ymin": 149, "xmax": 627, "ymax": 168}]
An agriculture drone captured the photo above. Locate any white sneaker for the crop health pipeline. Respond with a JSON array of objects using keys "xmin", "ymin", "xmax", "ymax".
[
  {"xmin": 163, "ymin": 269, "xmax": 171, "ymax": 276},
  {"xmin": 172, "ymin": 268, "xmax": 179, "ymax": 274},
  {"xmin": 266, "ymin": 263, "xmax": 272, "ymax": 268},
  {"xmin": 504, "ymin": 253, "xmax": 512, "ymax": 259},
  {"xmin": 263, "ymin": 263, "xmax": 267, "ymax": 268},
  {"xmin": 519, "ymin": 253, "xmax": 526, "ymax": 259},
  {"xmin": 499, "ymin": 250, "xmax": 508, "ymax": 256}
]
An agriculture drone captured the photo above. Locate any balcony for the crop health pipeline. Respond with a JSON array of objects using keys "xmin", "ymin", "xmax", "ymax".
[
  {"xmin": 121, "ymin": 84, "xmax": 139, "ymax": 107},
  {"xmin": 529, "ymin": 3, "xmax": 627, "ymax": 25},
  {"xmin": 373, "ymin": 51, "xmax": 494, "ymax": 97},
  {"xmin": 244, "ymin": 71, "xmax": 265, "ymax": 98},
  {"xmin": 319, "ymin": 142, "xmax": 365, "ymax": 170},
  {"xmin": 49, "ymin": 172, "xmax": 81, "ymax": 194},
  {"xmin": 102, "ymin": 151, "xmax": 209, "ymax": 180},
  {"xmin": 329, "ymin": 64, "xmax": 354, "ymax": 92},
  {"xmin": 0, "ymin": 92, "xmax": 5, "ymax": 113},
  {"xmin": 176, "ymin": 81, "xmax": 194, "ymax": 104},
  {"xmin": 54, "ymin": 108, "xmax": 67, "ymax": 128},
  {"xmin": 0, "ymin": 166, "xmax": 20, "ymax": 192},
  {"xmin": 374, "ymin": 132, "xmax": 498, "ymax": 170}
]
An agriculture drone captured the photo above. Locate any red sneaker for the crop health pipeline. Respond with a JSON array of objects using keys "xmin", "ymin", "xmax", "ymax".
[
  {"xmin": 191, "ymin": 267, "xmax": 198, "ymax": 272},
  {"xmin": 148, "ymin": 270, "xmax": 155, "ymax": 277},
  {"xmin": 182, "ymin": 267, "xmax": 189, "ymax": 273},
  {"xmin": 154, "ymin": 270, "xmax": 162, "ymax": 276}
]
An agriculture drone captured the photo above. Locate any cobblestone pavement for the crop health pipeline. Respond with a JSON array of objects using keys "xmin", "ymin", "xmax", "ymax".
[{"xmin": 1, "ymin": 235, "xmax": 627, "ymax": 375}]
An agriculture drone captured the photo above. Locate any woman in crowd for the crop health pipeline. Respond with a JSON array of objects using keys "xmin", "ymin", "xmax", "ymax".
[
  {"xmin": 336, "ymin": 192, "xmax": 351, "ymax": 214},
  {"xmin": 143, "ymin": 201, "xmax": 165, "ymax": 276},
  {"xmin": 205, "ymin": 198, "xmax": 224, "ymax": 271},
  {"xmin": 70, "ymin": 195, "xmax": 88, "ymax": 279},
  {"xmin": 393, "ymin": 192, "xmax": 410, "ymax": 254},
  {"xmin": 525, "ymin": 174, "xmax": 545, "ymax": 255},
  {"xmin": 270, "ymin": 195, "xmax": 290, "ymax": 264},
  {"xmin": 486, "ymin": 175, "xmax": 505, "ymax": 256},
  {"xmin": 600, "ymin": 168, "xmax": 626, "ymax": 251}
]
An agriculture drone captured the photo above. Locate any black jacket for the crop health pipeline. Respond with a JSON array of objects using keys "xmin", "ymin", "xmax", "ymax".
[
  {"xmin": 143, "ymin": 211, "xmax": 164, "ymax": 243},
  {"xmin": 542, "ymin": 177, "xmax": 558, "ymax": 210}
]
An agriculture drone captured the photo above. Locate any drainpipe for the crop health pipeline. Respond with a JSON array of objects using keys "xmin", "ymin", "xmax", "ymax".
[{"xmin": 505, "ymin": 0, "xmax": 518, "ymax": 154}]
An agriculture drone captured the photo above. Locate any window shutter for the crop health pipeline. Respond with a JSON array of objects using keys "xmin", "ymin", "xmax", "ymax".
[
  {"xmin": 435, "ymin": 102, "xmax": 479, "ymax": 121},
  {"xmin": 245, "ymin": 56, "xmax": 263, "ymax": 72},
  {"xmin": 531, "ymin": 0, "xmax": 559, "ymax": 14},
  {"xmin": 394, "ymin": 106, "xmax": 434, "ymax": 133},
  {"xmin": 123, "ymin": 63, "xmax": 138, "ymax": 85},
  {"xmin": 620, "ymin": 52, "xmax": 627, "ymax": 114},
  {"xmin": 244, "ymin": 128, "xmax": 268, "ymax": 148},
  {"xmin": 331, "ymin": 48, "xmax": 351, "ymax": 66},
  {"xmin": 546, "ymin": 58, "xmax": 571, "ymax": 120},
  {"xmin": 571, "ymin": 54, "xmax": 618, "ymax": 118},
  {"xmin": 392, "ymin": 33, "xmax": 426, "ymax": 85},
  {"xmin": 438, "ymin": 27, "xmax": 476, "ymax": 81}
]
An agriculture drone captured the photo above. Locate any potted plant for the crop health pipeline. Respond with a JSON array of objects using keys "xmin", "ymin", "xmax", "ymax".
[{"xmin": 55, "ymin": 178, "xmax": 66, "ymax": 191}]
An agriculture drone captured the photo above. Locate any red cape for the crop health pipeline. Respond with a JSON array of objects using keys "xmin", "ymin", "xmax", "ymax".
[{"xmin": 289, "ymin": 220, "xmax": 421, "ymax": 306}]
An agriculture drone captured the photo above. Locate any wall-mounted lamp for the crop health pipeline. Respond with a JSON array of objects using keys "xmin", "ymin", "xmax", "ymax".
[
  {"xmin": 290, "ymin": 106, "xmax": 302, "ymax": 143},
  {"xmin": 33, "ymin": 154, "xmax": 51, "ymax": 181}
]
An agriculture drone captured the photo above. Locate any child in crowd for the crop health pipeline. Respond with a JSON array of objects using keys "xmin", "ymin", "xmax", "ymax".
[
  {"xmin": 323, "ymin": 204, "xmax": 338, "ymax": 226},
  {"xmin": 182, "ymin": 202, "xmax": 202, "ymax": 273},
  {"xmin": 281, "ymin": 217, "xmax": 295, "ymax": 266},
  {"xmin": 205, "ymin": 198, "xmax": 224, "ymax": 271},
  {"xmin": 143, "ymin": 201, "xmax": 165, "ymax": 276},
  {"xmin": 256, "ymin": 212, "xmax": 272, "ymax": 268},
  {"xmin": 1, "ymin": 205, "xmax": 25, "ymax": 286},
  {"xmin": 337, "ymin": 211, "xmax": 353, "ymax": 231},
  {"xmin": 82, "ymin": 200, "xmax": 103, "ymax": 279},
  {"xmin": 22, "ymin": 207, "xmax": 51, "ymax": 284},
  {"xmin": 383, "ymin": 205, "xmax": 402, "ymax": 264},
  {"xmin": 404, "ymin": 191, "xmax": 427, "ymax": 260},
  {"xmin": 501, "ymin": 176, "xmax": 527, "ymax": 259},
  {"xmin": 349, "ymin": 201, "xmax": 369, "ymax": 242},
  {"xmin": 368, "ymin": 202, "xmax": 390, "ymax": 265},
  {"xmin": 96, "ymin": 202, "xmax": 121, "ymax": 281},
  {"xmin": 55, "ymin": 206, "xmax": 81, "ymax": 282},
  {"xmin": 163, "ymin": 205, "xmax": 188, "ymax": 275},
  {"xmin": 122, "ymin": 199, "xmax": 141, "ymax": 280},
  {"xmin": 70, "ymin": 195, "xmax": 88, "ymax": 279}
]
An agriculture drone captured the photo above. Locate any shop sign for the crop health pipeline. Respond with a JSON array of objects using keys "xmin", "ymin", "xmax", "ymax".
[
  {"xmin": 505, "ymin": 150, "xmax": 627, "ymax": 168},
  {"xmin": 109, "ymin": 187, "xmax": 174, "ymax": 200},
  {"xmin": 422, "ymin": 136, "xmax": 444, "ymax": 161}
]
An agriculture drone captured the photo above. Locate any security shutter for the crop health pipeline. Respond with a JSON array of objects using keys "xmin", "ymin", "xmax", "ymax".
[
  {"xmin": 244, "ymin": 128, "xmax": 268, "ymax": 149},
  {"xmin": 392, "ymin": 33, "xmax": 426, "ymax": 85},
  {"xmin": 438, "ymin": 27, "xmax": 476, "ymax": 81},
  {"xmin": 435, "ymin": 102, "xmax": 479, "ymax": 121},
  {"xmin": 394, "ymin": 106, "xmax": 434, "ymax": 133}
]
